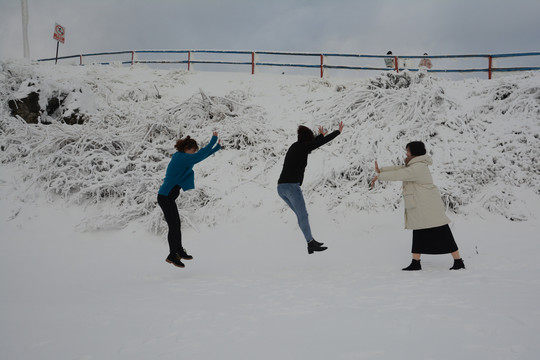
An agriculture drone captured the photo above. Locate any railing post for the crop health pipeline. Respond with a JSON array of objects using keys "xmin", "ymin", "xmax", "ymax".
[
  {"xmin": 79, "ymin": 54, "xmax": 82, "ymax": 66},
  {"xmin": 188, "ymin": 51, "xmax": 191, "ymax": 71},
  {"xmin": 252, "ymin": 52, "xmax": 255, "ymax": 75},
  {"xmin": 131, "ymin": 51, "xmax": 135, "ymax": 66},
  {"xmin": 394, "ymin": 56, "xmax": 399, "ymax": 73},
  {"xmin": 320, "ymin": 54, "xmax": 324, "ymax": 78},
  {"xmin": 488, "ymin": 55, "xmax": 493, "ymax": 79}
]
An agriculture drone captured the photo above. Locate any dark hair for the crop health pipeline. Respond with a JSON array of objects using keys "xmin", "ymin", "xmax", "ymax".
[
  {"xmin": 175, "ymin": 136, "xmax": 199, "ymax": 152},
  {"xmin": 406, "ymin": 141, "xmax": 426, "ymax": 156},
  {"xmin": 387, "ymin": 51, "xmax": 392, "ymax": 55},
  {"xmin": 297, "ymin": 125, "xmax": 315, "ymax": 143}
]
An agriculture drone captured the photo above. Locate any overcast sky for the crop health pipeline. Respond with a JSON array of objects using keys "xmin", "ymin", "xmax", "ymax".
[{"xmin": 1, "ymin": 0, "xmax": 540, "ymax": 61}]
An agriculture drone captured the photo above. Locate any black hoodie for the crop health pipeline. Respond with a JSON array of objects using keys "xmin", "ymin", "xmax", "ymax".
[{"xmin": 278, "ymin": 130, "xmax": 340, "ymax": 186}]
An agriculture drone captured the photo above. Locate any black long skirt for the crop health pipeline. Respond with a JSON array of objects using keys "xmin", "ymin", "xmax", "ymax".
[{"xmin": 411, "ymin": 224, "xmax": 458, "ymax": 254}]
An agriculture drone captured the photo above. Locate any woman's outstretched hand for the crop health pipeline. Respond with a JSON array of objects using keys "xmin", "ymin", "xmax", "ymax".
[
  {"xmin": 370, "ymin": 161, "xmax": 380, "ymax": 189},
  {"xmin": 369, "ymin": 176, "xmax": 379, "ymax": 189},
  {"xmin": 370, "ymin": 176, "xmax": 378, "ymax": 189},
  {"xmin": 213, "ymin": 131, "xmax": 218, "ymax": 137},
  {"xmin": 318, "ymin": 121, "xmax": 344, "ymax": 135}
]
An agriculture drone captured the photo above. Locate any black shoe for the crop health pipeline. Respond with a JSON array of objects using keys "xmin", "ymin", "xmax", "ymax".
[
  {"xmin": 307, "ymin": 239, "xmax": 327, "ymax": 254},
  {"xmin": 179, "ymin": 248, "xmax": 193, "ymax": 260},
  {"xmin": 402, "ymin": 259, "xmax": 421, "ymax": 271},
  {"xmin": 165, "ymin": 253, "xmax": 185, "ymax": 268},
  {"xmin": 450, "ymin": 258, "xmax": 465, "ymax": 270}
]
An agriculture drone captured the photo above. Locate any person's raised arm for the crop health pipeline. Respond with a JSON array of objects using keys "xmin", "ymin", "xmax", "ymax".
[
  {"xmin": 184, "ymin": 133, "xmax": 219, "ymax": 165},
  {"xmin": 308, "ymin": 121, "xmax": 344, "ymax": 151},
  {"xmin": 377, "ymin": 164, "xmax": 418, "ymax": 182},
  {"xmin": 208, "ymin": 132, "xmax": 222, "ymax": 156}
]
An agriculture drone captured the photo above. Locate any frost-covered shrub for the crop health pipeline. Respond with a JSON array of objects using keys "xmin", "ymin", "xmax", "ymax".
[
  {"xmin": 368, "ymin": 71, "xmax": 414, "ymax": 89},
  {"xmin": 1, "ymin": 62, "xmax": 539, "ymax": 232},
  {"xmin": 302, "ymin": 71, "xmax": 540, "ymax": 220},
  {"xmin": 0, "ymin": 63, "xmax": 279, "ymax": 231}
]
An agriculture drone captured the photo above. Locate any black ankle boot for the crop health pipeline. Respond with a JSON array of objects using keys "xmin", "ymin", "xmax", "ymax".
[
  {"xmin": 165, "ymin": 253, "xmax": 185, "ymax": 268},
  {"xmin": 310, "ymin": 239, "xmax": 324, "ymax": 246},
  {"xmin": 307, "ymin": 239, "xmax": 327, "ymax": 254},
  {"xmin": 402, "ymin": 259, "xmax": 421, "ymax": 271},
  {"xmin": 450, "ymin": 258, "xmax": 465, "ymax": 270},
  {"xmin": 179, "ymin": 247, "xmax": 193, "ymax": 260}
]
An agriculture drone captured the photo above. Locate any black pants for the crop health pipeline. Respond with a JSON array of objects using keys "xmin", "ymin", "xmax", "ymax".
[{"xmin": 157, "ymin": 185, "xmax": 182, "ymax": 254}]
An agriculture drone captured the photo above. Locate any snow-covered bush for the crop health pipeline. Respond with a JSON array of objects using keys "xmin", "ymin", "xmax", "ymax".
[
  {"xmin": 1, "ymin": 62, "xmax": 539, "ymax": 234},
  {"xmin": 302, "ymin": 71, "xmax": 540, "ymax": 220}
]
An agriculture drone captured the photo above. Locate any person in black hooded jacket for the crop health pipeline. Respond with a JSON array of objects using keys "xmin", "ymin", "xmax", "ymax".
[{"xmin": 277, "ymin": 121, "xmax": 344, "ymax": 254}]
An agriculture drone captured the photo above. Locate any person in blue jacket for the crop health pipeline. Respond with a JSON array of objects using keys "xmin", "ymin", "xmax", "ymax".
[{"xmin": 158, "ymin": 132, "xmax": 221, "ymax": 268}]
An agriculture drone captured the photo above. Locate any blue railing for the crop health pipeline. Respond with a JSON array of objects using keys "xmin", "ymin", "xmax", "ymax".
[{"xmin": 37, "ymin": 50, "xmax": 540, "ymax": 79}]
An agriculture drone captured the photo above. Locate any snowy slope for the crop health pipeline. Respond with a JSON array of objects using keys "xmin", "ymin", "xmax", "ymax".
[
  {"xmin": 1, "ymin": 61, "xmax": 539, "ymax": 233},
  {"xmin": 1, "ymin": 61, "xmax": 540, "ymax": 360}
]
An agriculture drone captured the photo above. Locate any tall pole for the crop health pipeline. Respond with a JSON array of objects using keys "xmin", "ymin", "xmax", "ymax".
[
  {"xmin": 55, "ymin": 42, "xmax": 59, "ymax": 64},
  {"xmin": 21, "ymin": 0, "xmax": 30, "ymax": 58}
]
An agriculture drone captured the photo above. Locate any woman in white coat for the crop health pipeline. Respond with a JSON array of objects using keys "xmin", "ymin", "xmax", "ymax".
[{"xmin": 370, "ymin": 141, "xmax": 465, "ymax": 271}]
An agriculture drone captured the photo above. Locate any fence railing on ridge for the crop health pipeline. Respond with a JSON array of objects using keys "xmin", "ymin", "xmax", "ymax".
[{"xmin": 37, "ymin": 50, "xmax": 540, "ymax": 79}]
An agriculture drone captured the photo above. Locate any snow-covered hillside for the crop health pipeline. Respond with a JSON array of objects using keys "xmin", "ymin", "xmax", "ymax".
[
  {"xmin": 1, "ymin": 61, "xmax": 540, "ymax": 360},
  {"xmin": 1, "ymin": 61, "xmax": 539, "ymax": 232}
]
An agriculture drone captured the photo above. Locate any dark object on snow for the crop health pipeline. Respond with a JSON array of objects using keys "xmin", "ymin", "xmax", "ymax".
[
  {"xmin": 369, "ymin": 72, "xmax": 412, "ymax": 90},
  {"xmin": 450, "ymin": 258, "xmax": 466, "ymax": 270},
  {"xmin": 46, "ymin": 96, "xmax": 62, "ymax": 115},
  {"xmin": 165, "ymin": 253, "xmax": 186, "ymax": 268},
  {"xmin": 62, "ymin": 108, "xmax": 87, "ymax": 125},
  {"xmin": 8, "ymin": 91, "xmax": 40, "ymax": 124},
  {"xmin": 308, "ymin": 239, "xmax": 328, "ymax": 254},
  {"xmin": 47, "ymin": 93, "xmax": 87, "ymax": 124},
  {"xmin": 178, "ymin": 248, "xmax": 193, "ymax": 260},
  {"xmin": 8, "ymin": 91, "xmax": 86, "ymax": 125},
  {"xmin": 402, "ymin": 259, "xmax": 421, "ymax": 271}
]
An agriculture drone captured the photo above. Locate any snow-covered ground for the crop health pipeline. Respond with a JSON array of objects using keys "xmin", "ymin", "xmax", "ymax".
[{"xmin": 1, "ymin": 61, "xmax": 540, "ymax": 359}]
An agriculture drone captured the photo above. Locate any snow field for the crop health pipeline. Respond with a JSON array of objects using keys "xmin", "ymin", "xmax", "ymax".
[
  {"xmin": 1, "ymin": 61, "xmax": 540, "ymax": 359},
  {"xmin": 1, "ymin": 178, "xmax": 539, "ymax": 359}
]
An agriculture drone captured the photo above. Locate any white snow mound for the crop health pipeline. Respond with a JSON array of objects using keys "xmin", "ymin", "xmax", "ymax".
[{"xmin": 1, "ymin": 61, "xmax": 539, "ymax": 232}]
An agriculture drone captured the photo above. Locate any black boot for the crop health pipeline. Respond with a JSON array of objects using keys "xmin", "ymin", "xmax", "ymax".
[
  {"xmin": 402, "ymin": 259, "xmax": 421, "ymax": 271},
  {"xmin": 450, "ymin": 258, "xmax": 465, "ymax": 270},
  {"xmin": 307, "ymin": 239, "xmax": 327, "ymax": 254},
  {"xmin": 179, "ymin": 247, "xmax": 193, "ymax": 260},
  {"xmin": 165, "ymin": 253, "xmax": 185, "ymax": 268},
  {"xmin": 310, "ymin": 239, "xmax": 324, "ymax": 246}
]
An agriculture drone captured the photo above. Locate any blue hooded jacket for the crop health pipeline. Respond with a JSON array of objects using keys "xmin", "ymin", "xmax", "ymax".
[{"xmin": 158, "ymin": 135, "xmax": 221, "ymax": 196}]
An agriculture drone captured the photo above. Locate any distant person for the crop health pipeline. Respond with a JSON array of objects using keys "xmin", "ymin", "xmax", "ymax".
[
  {"xmin": 158, "ymin": 132, "xmax": 221, "ymax": 268},
  {"xmin": 385, "ymin": 51, "xmax": 395, "ymax": 68},
  {"xmin": 278, "ymin": 122, "xmax": 344, "ymax": 254},
  {"xmin": 370, "ymin": 141, "xmax": 465, "ymax": 271},
  {"xmin": 418, "ymin": 53, "xmax": 433, "ymax": 69}
]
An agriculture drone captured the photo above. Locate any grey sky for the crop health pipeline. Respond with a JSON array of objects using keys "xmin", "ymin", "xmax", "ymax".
[{"xmin": 1, "ymin": 0, "xmax": 540, "ymax": 61}]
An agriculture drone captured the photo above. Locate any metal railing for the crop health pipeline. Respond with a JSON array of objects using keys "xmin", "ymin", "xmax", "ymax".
[{"xmin": 38, "ymin": 50, "xmax": 540, "ymax": 79}]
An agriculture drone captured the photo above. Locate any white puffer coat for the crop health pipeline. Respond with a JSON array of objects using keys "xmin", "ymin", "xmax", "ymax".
[{"xmin": 378, "ymin": 155, "xmax": 450, "ymax": 230}]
